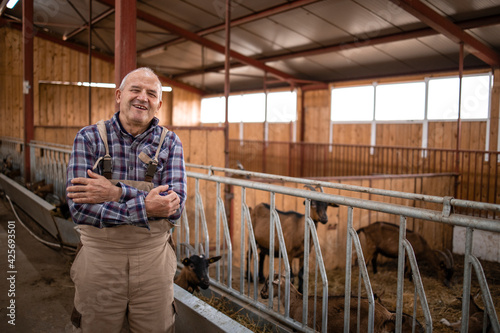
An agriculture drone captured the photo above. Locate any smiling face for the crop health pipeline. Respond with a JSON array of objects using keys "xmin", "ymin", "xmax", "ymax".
[{"xmin": 116, "ymin": 68, "xmax": 163, "ymax": 136}]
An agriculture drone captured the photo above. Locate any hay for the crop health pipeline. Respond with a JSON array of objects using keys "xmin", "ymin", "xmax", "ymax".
[
  {"xmin": 198, "ymin": 294, "xmax": 276, "ymax": 333},
  {"xmin": 324, "ymin": 253, "xmax": 500, "ymax": 332}
]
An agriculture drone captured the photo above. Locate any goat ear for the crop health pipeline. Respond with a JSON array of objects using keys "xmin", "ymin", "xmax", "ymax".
[
  {"xmin": 208, "ymin": 256, "xmax": 222, "ymax": 264},
  {"xmin": 329, "ymin": 202, "xmax": 339, "ymax": 208}
]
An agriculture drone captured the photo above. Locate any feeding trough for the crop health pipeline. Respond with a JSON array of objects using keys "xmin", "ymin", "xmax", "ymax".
[{"xmin": 0, "ymin": 173, "xmax": 79, "ymax": 248}]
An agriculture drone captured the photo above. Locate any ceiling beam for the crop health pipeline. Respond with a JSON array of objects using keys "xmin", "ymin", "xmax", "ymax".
[
  {"xmin": 0, "ymin": 0, "xmax": 9, "ymax": 16},
  {"xmin": 389, "ymin": 0, "xmax": 500, "ymax": 67},
  {"xmin": 97, "ymin": 0, "xmax": 310, "ymax": 85},
  {"xmin": 173, "ymin": 13, "xmax": 500, "ymax": 79},
  {"xmin": 63, "ymin": 7, "xmax": 114, "ymax": 41},
  {"xmin": 138, "ymin": 0, "xmax": 321, "ymax": 56}
]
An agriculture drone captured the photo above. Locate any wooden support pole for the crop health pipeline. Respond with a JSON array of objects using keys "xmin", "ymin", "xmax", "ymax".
[
  {"xmin": 23, "ymin": 0, "xmax": 34, "ymax": 182},
  {"xmin": 114, "ymin": 0, "xmax": 136, "ymax": 106}
]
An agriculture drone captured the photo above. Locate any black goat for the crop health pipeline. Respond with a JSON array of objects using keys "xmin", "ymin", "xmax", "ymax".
[{"xmin": 174, "ymin": 243, "xmax": 221, "ymax": 294}]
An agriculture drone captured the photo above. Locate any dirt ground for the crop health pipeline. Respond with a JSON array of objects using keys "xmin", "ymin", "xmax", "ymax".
[
  {"xmin": 0, "ymin": 199, "xmax": 76, "ymax": 332},
  {"xmin": 324, "ymin": 255, "xmax": 500, "ymax": 332}
]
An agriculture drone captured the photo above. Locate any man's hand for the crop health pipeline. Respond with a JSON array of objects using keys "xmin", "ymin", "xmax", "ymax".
[
  {"xmin": 67, "ymin": 169, "xmax": 122, "ymax": 204},
  {"xmin": 145, "ymin": 185, "xmax": 180, "ymax": 218}
]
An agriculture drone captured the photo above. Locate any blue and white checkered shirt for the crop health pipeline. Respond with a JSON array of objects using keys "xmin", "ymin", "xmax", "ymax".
[{"xmin": 66, "ymin": 112, "xmax": 187, "ymax": 229}]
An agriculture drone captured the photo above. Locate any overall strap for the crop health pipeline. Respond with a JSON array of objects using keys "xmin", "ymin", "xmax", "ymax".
[
  {"xmin": 92, "ymin": 120, "xmax": 113, "ymax": 179},
  {"xmin": 144, "ymin": 127, "xmax": 169, "ymax": 182}
]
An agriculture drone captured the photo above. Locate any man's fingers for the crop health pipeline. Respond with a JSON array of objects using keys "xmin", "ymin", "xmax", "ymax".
[
  {"xmin": 87, "ymin": 169, "xmax": 101, "ymax": 178},
  {"xmin": 150, "ymin": 185, "xmax": 170, "ymax": 195},
  {"xmin": 67, "ymin": 185, "xmax": 86, "ymax": 192},
  {"xmin": 71, "ymin": 177, "xmax": 88, "ymax": 185}
]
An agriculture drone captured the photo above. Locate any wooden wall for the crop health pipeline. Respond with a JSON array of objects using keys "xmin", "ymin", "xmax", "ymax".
[
  {"xmin": 0, "ymin": 27, "xmax": 23, "ymax": 139},
  {"xmin": 176, "ymin": 127, "xmax": 226, "ymax": 243},
  {"xmin": 0, "ymin": 27, "xmax": 198, "ymax": 146}
]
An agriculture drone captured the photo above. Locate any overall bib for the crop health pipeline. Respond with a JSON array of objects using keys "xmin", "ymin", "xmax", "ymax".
[{"xmin": 71, "ymin": 121, "xmax": 177, "ymax": 333}]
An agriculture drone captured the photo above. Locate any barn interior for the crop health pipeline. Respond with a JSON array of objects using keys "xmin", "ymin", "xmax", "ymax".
[{"xmin": 1, "ymin": 0, "xmax": 500, "ymax": 332}]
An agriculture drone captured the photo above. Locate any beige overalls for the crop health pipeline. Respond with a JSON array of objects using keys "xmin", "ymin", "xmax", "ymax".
[{"xmin": 70, "ymin": 121, "xmax": 177, "ymax": 333}]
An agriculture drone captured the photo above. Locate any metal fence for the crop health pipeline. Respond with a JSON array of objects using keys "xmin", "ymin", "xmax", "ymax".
[
  {"xmin": 179, "ymin": 164, "xmax": 500, "ymax": 333},
  {"xmin": 229, "ymin": 140, "xmax": 500, "ymax": 215},
  {"xmin": 1, "ymin": 137, "xmax": 500, "ymax": 332}
]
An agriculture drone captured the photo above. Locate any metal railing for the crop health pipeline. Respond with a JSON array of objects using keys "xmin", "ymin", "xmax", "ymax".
[{"xmin": 182, "ymin": 164, "xmax": 500, "ymax": 333}]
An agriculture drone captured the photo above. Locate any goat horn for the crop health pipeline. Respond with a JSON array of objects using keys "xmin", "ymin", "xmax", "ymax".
[
  {"xmin": 316, "ymin": 185, "xmax": 324, "ymax": 192},
  {"xmin": 180, "ymin": 243, "xmax": 198, "ymax": 255},
  {"xmin": 304, "ymin": 184, "xmax": 316, "ymax": 191},
  {"xmin": 445, "ymin": 248, "xmax": 454, "ymax": 267}
]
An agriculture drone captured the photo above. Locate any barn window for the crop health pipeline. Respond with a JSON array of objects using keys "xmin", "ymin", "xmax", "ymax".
[
  {"xmin": 331, "ymin": 85, "xmax": 374, "ymax": 121},
  {"xmin": 375, "ymin": 82, "xmax": 426, "ymax": 121},
  {"xmin": 201, "ymin": 91, "xmax": 297, "ymax": 123},
  {"xmin": 266, "ymin": 91, "xmax": 297, "ymax": 122},
  {"xmin": 428, "ymin": 74, "xmax": 490, "ymax": 120},
  {"xmin": 200, "ymin": 96, "xmax": 225, "ymax": 123},
  {"xmin": 229, "ymin": 93, "xmax": 265, "ymax": 122}
]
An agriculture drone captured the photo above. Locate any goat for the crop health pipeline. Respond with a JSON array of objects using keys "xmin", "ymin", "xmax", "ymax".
[
  {"xmin": 440, "ymin": 292, "xmax": 493, "ymax": 333},
  {"xmin": 248, "ymin": 185, "xmax": 338, "ymax": 293},
  {"xmin": 356, "ymin": 222, "xmax": 454, "ymax": 287},
  {"xmin": 174, "ymin": 243, "xmax": 221, "ymax": 294},
  {"xmin": 260, "ymin": 275, "xmax": 424, "ymax": 333}
]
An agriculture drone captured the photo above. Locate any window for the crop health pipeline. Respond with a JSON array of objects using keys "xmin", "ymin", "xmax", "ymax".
[
  {"xmin": 331, "ymin": 85, "xmax": 374, "ymax": 121},
  {"xmin": 427, "ymin": 77, "xmax": 460, "ymax": 120},
  {"xmin": 461, "ymin": 75, "xmax": 490, "ymax": 119},
  {"xmin": 200, "ymin": 96, "xmax": 225, "ymax": 123},
  {"xmin": 229, "ymin": 93, "xmax": 265, "ymax": 122},
  {"xmin": 427, "ymin": 74, "xmax": 490, "ymax": 120},
  {"xmin": 201, "ymin": 91, "xmax": 297, "ymax": 123},
  {"xmin": 331, "ymin": 73, "xmax": 490, "ymax": 122},
  {"xmin": 267, "ymin": 91, "xmax": 297, "ymax": 122},
  {"xmin": 375, "ymin": 82, "xmax": 425, "ymax": 120}
]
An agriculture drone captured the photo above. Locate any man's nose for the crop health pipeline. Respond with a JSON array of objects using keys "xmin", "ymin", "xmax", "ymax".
[{"xmin": 137, "ymin": 90, "xmax": 148, "ymax": 101}]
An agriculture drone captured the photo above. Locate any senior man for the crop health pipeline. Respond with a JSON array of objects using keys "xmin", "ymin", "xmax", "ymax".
[{"xmin": 66, "ymin": 67, "xmax": 186, "ymax": 332}]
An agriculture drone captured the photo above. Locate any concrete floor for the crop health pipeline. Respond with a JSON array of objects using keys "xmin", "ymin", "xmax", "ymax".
[{"xmin": 0, "ymin": 198, "xmax": 76, "ymax": 332}]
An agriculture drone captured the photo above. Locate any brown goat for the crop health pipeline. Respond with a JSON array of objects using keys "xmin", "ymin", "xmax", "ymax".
[
  {"xmin": 174, "ymin": 244, "xmax": 221, "ymax": 294},
  {"xmin": 249, "ymin": 191, "xmax": 337, "ymax": 293},
  {"xmin": 356, "ymin": 222, "xmax": 454, "ymax": 287},
  {"xmin": 260, "ymin": 275, "xmax": 424, "ymax": 333},
  {"xmin": 440, "ymin": 292, "xmax": 494, "ymax": 333}
]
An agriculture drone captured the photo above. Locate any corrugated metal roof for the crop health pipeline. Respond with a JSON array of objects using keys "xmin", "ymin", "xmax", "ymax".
[{"xmin": 2, "ymin": 0, "xmax": 499, "ymax": 94}]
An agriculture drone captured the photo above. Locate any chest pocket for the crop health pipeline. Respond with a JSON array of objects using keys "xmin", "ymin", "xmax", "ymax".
[{"xmin": 92, "ymin": 120, "xmax": 168, "ymax": 182}]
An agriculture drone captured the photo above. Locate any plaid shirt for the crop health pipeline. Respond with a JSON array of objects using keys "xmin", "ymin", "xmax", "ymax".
[{"xmin": 66, "ymin": 112, "xmax": 187, "ymax": 229}]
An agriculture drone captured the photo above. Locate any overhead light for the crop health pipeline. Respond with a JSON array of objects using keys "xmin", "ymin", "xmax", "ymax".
[{"xmin": 6, "ymin": 0, "xmax": 19, "ymax": 9}]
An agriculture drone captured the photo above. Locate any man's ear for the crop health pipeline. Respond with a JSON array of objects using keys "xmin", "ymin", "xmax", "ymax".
[
  {"xmin": 156, "ymin": 100, "xmax": 162, "ymax": 113},
  {"xmin": 115, "ymin": 89, "xmax": 122, "ymax": 104}
]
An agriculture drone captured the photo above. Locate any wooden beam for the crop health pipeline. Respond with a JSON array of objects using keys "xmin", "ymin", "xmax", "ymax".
[
  {"xmin": 390, "ymin": 0, "xmax": 500, "ymax": 67},
  {"xmin": 97, "ymin": 0, "xmax": 302, "ymax": 85},
  {"xmin": 114, "ymin": 0, "xmax": 136, "ymax": 88},
  {"xmin": 23, "ymin": 0, "xmax": 34, "ymax": 182}
]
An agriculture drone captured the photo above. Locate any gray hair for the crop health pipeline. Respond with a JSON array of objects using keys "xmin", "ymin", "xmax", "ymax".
[{"xmin": 119, "ymin": 67, "xmax": 163, "ymax": 100}]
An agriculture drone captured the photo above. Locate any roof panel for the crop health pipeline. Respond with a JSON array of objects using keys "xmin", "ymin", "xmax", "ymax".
[
  {"xmin": 305, "ymin": 0, "xmax": 400, "ymax": 38},
  {"xmin": 269, "ymin": 8, "xmax": 348, "ymax": 45},
  {"xmin": 238, "ymin": 19, "xmax": 318, "ymax": 51}
]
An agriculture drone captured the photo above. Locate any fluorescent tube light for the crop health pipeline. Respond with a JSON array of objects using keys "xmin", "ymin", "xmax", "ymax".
[{"xmin": 7, "ymin": 0, "xmax": 19, "ymax": 9}]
